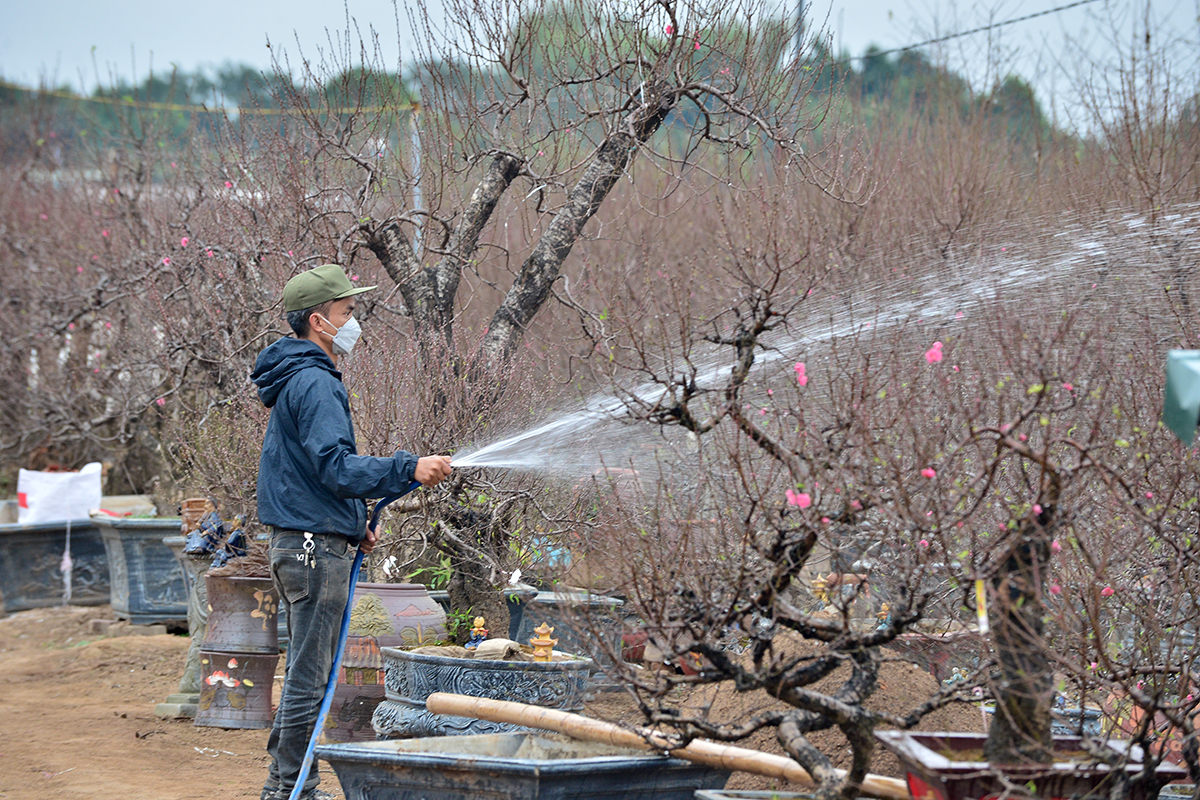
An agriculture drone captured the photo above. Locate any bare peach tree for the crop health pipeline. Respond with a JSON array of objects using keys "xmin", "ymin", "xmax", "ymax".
[
  {"xmin": 562, "ymin": 194, "xmax": 1200, "ymax": 798},
  {"xmin": 0, "ymin": 0, "xmax": 858, "ymax": 624}
]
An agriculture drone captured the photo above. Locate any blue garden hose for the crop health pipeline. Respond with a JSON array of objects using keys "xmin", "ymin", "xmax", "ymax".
[{"xmin": 288, "ymin": 479, "xmax": 422, "ymax": 800}]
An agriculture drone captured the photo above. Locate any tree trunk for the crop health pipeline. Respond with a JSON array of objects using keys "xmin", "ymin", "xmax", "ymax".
[
  {"xmin": 480, "ymin": 81, "xmax": 678, "ymax": 368},
  {"xmin": 983, "ymin": 524, "xmax": 1055, "ymax": 763}
]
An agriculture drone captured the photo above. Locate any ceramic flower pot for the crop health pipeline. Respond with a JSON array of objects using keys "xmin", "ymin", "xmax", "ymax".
[
  {"xmin": 351, "ymin": 582, "xmax": 448, "ymax": 649},
  {"xmin": 195, "ymin": 649, "xmax": 280, "ymax": 729},
  {"xmin": 314, "ymin": 731, "xmax": 730, "ymax": 800},
  {"xmin": 875, "ymin": 730, "xmax": 1187, "ymax": 800},
  {"xmin": 95, "ymin": 517, "xmax": 188, "ymax": 624},
  {"xmin": 325, "ymin": 634, "xmax": 387, "ymax": 743},
  {"xmin": 0, "ymin": 519, "xmax": 109, "ymax": 612},
  {"xmin": 202, "ymin": 575, "xmax": 279, "ymax": 654}
]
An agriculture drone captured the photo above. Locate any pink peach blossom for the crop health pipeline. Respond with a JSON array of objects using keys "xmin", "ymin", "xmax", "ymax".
[
  {"xmin": 1101, "ymin": 586, "xmax": 1115, "ymax": 597},
  {"xmin": 1049, "ymin": 584, "xmax": 1062, "ymax": 595},
  {"xmin": 224, "ymin": 181, "xmax": 233, "ymax": 189},
  {"xmin": 925, "ymin": 342, "xmax": 943, "ymax": 364},
  {"xmin": 205, "ymin": 249, "xmax": 214, "ymax": 257},
  {"xmin": 162, "ymin": 257, "xmax": 171, "ymax": 265},
  {"xmin": 1145, "ymin": 492, "xmax": 1154, "ymax": 499},
  {"xmin": 794, "ymin": 362, "xmax": 808, "ymax": 387},
  {"xmin": 919, "ymin": 539, "xmax": 929, "ymax": 547},
  {"xmin": 850, "ymin": 500, "xmax": 862, "ymax": 510},
  {"xmin": 785, "ymin": 489, "xmax": 811, "ymax": 509},
  {"xmin": 101, "ymin": 229, "xmax": 109, "ymax": 237},
  {"xmin": 180, "ymin": 236, "xmax": 189, "ymax": 247},
  {"xmin": 1063, "ymin": 383, "xmax": 1073, "ymax": 391},
  {"xmin": 921, "ymin": 467, "xmax": 936, "ymax": 479},
  {"xmin": 155, "ymin": 397, "xmax": 165, "ymax": 407},
  {"xmin": 1051, "ymin": 539, "xmax": 1062, "ymax": 553},
  {"xmin": 665, "ymin": 23, "xmax": 674, "ymax": 34},
  {"xmin": 821, "ymin": 517, "xmax": 830, "ymax": 524}
]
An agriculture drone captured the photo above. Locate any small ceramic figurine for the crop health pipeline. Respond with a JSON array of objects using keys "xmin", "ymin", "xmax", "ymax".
[
  {"xmin": 530, "ymin": 622, "xmax": 558, "ymax": 662},
  {"xmin": 875, "ymin": 602, "xmax": 892, "ymax": 631},
  {"xmin": 464, "ymin": 617, "xmax": 488, "ymax": 650}
]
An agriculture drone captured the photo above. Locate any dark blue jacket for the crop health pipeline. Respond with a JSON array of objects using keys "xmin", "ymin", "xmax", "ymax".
[{"xmin": 251, "ymin": 337, "xmax": 418, "ymax": 543}]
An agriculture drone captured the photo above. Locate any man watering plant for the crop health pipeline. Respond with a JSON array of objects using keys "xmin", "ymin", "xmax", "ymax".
[{"xmin": 251, "ymin": 263, "xmax": 452, "ymax": 800}]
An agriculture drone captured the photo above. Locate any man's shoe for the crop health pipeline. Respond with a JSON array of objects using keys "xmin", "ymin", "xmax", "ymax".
[{"xmin": 270, "ymin": 788, "xmax": 338, "ymax": 800}]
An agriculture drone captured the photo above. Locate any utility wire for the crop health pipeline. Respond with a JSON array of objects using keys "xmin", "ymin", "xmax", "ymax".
[{"xmin": 842, "ymin": 0, "xmax": 1104, "ymax": 61}]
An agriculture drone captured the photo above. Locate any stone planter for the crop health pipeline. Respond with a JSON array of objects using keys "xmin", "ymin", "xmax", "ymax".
[
  {"xmin": 195, "ymin": 649, "xmax": 280, "ymax": 729},
  {"xmin": 314, "ymin": 731, "xmax": 731, "ymax": 800},
  {"xmin": 0, "ymin": 519, "xmax": 109, "ymax": 612},
  {"xmin": 372, "ymin": 647, "xmax": 592, "ymax": 738},
  {"xmin": 157, "ymin": 535, "xmax": 213, "ymax": 717},
  {"xmin": 875, "ymin": 730, "xmax": 1188, "ymax": 800},
  {"xmin": 696, "ymin": 793, "xmax": 814, "ymax": 800},
  {"xmin": 95, "ymin": 517, "xmax": 187, "ymax": 624}
]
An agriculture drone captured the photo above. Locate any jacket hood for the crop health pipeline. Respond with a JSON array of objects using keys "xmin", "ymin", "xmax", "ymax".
[{"xmin": 251, "ymin": 337, "xmax": 340, "ymax": 408}]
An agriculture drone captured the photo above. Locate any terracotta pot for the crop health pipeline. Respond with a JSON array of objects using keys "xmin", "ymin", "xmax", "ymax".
[
  {"xmin": 325, "ymin": 634, "xmax": 387, "ymax": 742},
  {"xmin": 350, "ymin": 582, "xmax": 447, "ymax": 650},
  {"xmin": 195, "ymin": 649, "xmax": 280, "ymax": 729},
  {"xmin": 202, "ymin": 575, "xmax": 279, "ymax": 654}
]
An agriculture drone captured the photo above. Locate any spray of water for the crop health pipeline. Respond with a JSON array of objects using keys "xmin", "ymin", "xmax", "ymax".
[{"xmin": 452, "ymin": 209, "xmax": 1200, "ymax": 477}]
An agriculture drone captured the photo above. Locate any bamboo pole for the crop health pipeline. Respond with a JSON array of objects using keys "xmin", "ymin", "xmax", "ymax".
[{"xmin": 425, "ymin": 692, "xmax": 910, "ymax": 800}]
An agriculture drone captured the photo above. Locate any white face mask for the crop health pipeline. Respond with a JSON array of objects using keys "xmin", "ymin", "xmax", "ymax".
[{"xmin": 319, "ymin": 314, "xmax": 362, "ymax": 356}]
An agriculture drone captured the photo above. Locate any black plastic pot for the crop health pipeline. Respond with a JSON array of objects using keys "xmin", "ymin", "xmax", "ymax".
[{"xmin": 315, "ymin": 731, "xmax": 730, "ymax": 800}]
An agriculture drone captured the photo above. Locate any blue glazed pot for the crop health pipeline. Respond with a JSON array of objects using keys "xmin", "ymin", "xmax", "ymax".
[
  {"xmin": 95, "ymin": 517, "xmax": 188, "ymax": 624},
  {"xmin": 0, "ymin": 519, "xmax": 110, "ymax": 612}
]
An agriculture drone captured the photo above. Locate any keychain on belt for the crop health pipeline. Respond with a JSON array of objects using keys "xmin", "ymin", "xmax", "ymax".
[{"xmin": 297, "ymin": 532, "xmax": 316, "ymax": 569}]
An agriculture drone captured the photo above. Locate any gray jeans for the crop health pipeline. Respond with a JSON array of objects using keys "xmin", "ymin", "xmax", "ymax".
[{"xmin": 263, "ymin": 531, "xmax": 355, "ymax": 797}]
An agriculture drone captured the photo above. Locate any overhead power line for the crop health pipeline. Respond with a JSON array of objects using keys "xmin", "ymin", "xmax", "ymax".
[{"xmin": 843, "ymin": 0, "xmax": 1104, "ymax": 62}]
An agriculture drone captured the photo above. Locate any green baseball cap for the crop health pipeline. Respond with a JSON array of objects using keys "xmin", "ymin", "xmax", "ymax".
[{"xmin": 282, "ymin": 264, "xmax": 376, "ymax": 312}]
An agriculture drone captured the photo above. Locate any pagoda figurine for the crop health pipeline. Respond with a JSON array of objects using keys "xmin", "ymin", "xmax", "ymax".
[
  {"xmin": 464, "ymin": 617, "xmax": 489, "ymax": 650},
  {"xmin": 530, "ymin": 622, "xmax": 558, "ymax": 662}
]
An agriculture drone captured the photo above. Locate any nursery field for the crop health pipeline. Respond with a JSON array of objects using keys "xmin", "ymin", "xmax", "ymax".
[{"xmin": 0, "ymin": 604, "xmax": 986, "ymax": 799}]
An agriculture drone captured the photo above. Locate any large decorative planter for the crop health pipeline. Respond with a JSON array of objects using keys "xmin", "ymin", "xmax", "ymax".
[
  {"xmin": 314, "ymin": 731, "xmax": 731, "ymax": 800},
  {"xmin": 875, "ymin": 730, "xmax": 1188, "ymax": 800},
  {"xmin": 372, "ymin": 647, "xmax": 592, "ymax": 738},
  {"xmin": 95, "ymin": 517, "xmax": 187, "ymax": 624},
  {"xmin": 351, "ymin": 582, "xmax": 447, "ymax": 649},
  {"xmin": 0, "ymin": 519, "xmax": 109, "ymax": 612},
  {"xmin": 696, "ymin": 793, "xmax": 813, "ymax": 800},
  {"xmin": 512, "ymin": 588, "xmax": 625, "ymax": 664},
  {"xmin": 195, "ymin": 649, "xmax": 280, "ymax": 729}
]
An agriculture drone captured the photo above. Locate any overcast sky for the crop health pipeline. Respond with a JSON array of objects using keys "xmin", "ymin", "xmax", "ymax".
[{"xmin": 2, "ymin": 0, "xmax": 1197, "ymax": 121}]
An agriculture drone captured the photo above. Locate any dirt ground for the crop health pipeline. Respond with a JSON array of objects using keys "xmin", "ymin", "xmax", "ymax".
[{"xmin": 0, "ymin": 604, "xmax": 984, "ymax": 799}]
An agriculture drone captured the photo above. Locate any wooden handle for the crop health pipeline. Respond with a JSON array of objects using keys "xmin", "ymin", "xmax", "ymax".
[{"xmin": 425, "ymin": 692, "xmax": 910, "ymax": 800}]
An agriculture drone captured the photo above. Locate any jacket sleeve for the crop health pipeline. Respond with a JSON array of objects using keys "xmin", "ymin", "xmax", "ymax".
[{"xmin": 289, "ymin": 372, "xmax": 419, "ymax": 498}]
